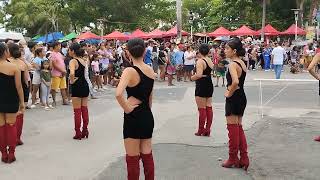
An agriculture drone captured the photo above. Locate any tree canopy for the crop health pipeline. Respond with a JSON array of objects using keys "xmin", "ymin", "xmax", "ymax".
[{"xmin": 0, "ymin": 0, "xmax": 318, "ymax": 36}]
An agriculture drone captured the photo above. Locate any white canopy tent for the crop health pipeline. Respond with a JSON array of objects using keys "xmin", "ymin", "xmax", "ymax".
[{"xmin": 0, "ymin": 32, "xmax": 26, "ymax": 43}]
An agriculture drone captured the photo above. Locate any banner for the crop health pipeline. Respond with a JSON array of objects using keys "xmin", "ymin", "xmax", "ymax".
[{"xmin": 306, "ymin": 26, "xmax": 315, "ymax": 40}]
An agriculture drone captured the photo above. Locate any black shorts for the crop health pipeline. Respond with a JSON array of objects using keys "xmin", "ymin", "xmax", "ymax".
[
  {"xmin": 195, "ymin": 78, "xmax": 214, "ymax": 98},
  {"xmin": 123, "ymin": 103, "xmax": 154, "ymax": 139},
  {"xmin": 71, "ymin": 79, "xmax": 89, "ymax": 98},
  {"xmin": 184, "ymin": 65, "xmax": 194, "ymax": 72},
  {"xmin": 225, "ymin": 89, "xmax": 247, "ymax": 116}
]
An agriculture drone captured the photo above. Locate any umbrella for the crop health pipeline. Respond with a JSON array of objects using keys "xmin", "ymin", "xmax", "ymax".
[
  {"xmin": 32, "ymin": 35, "xmax": 41, "ymax": 41},
  {"xmin": 208, "ymin": 27, "xmax": 231, "ymax": 37},
  {"xmin": 59, "ymin": 32, "xmax": 77, "ymax": 42},
  {"xmin": 35, "ymin": 32, "xmax": 64, "ymax": 43}
]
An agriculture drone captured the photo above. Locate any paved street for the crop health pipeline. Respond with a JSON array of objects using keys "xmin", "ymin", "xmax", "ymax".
[{"xmin": 0, "ymin": 69, "xmax": 320, "ymax": 180}]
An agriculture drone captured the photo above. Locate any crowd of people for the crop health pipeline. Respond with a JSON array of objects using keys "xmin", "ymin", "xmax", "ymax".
[{"xmin": 0, "ymin": 37, "xmax": 319, "ymax": 112}]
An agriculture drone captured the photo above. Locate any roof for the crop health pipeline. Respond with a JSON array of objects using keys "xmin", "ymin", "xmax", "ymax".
[
  {"xmin": 0, "ymin": 32, "xmax": 25, "ymax": 42},
  {"xmin": 77, "ymin": 32, "xmax": 101, "ymax": 40},
  {"xmin": 163, "ymin": 26, "xmax": 189, "ymax": 37},
  {"xmin": 208, "ymin": 27, "xmax": 231, "ymax": 37},
  {"xmin": 258, "ymin": 24, "xmax": 280, "ymax": 36},
  {"xmin": 103, "ymin": 31, "xmax": 129, "ymax": 40},
  {"xmin": 230, "ymin": 25, "xmax": 258, "ymax": 36},
  {"xmin": 145, "ymin": 29, "xmax": 165, "ymax": 39},
  {"xmin": 130, "ymin": 29, "xmax": 148, "ymax": 39},
  {"xmin": 281, "ymin": 24, "xmax": 306, "ymax": 35}
]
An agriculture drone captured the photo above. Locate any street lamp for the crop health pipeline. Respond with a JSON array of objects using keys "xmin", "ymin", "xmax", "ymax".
[
  {"xmin": 188, "ymin": 11, "xmax": 199, "ymax": 42},
  {"xmin": 316, "ymin": 8, "xmax": 320, "ymax": 41},
  {"xmin": 188, "ymin": 11, "xmax": 194, "ymax": 41},
  {"xmin": 291, "ymin": 9, "xmax": 300, "ymax": 40},
  {"xmin": 97, "ymin": 18, "xmax": 104, "ymax": 37}
]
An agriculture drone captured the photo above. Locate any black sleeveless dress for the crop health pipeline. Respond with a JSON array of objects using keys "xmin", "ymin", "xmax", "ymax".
[
  {"xmin": 225, "ymin": 61, "xmax": 247, "ymax": 116},
  {"xmin": 123, "ymin": 66, "xmax": 154, "ymax": 139},
  {"xmin": 0, "ymin": 72, "xmax": 19, "ymax": 113},
  {"xmin": 21, "ymin": 71, "xmax": 30, "ymax": 102},
  {"xmin": 195, "ymin": 59, "xmax": 214, "ymax": 97},
  {"xmin": 71, "ymin": 59, "xmax": 89, "ymax": 98}
]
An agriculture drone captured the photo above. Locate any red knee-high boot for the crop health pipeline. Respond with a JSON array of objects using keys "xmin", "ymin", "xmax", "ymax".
[
  {"xmin": 16, "ymin": 114, "xmax": 24, "ymax": 146},
  {"xmin": 141, "ymin": 152, "xmax": 155, "ymax": 180},
  {"xmin": 6, "ymin": 123, "xmax": 17, "ymax": 163},
  {"xmin": 81, "ymin": 106, "xmax": 89, "ymax": 139},
  {"xmin": 239, "ymin": 125, "xmax": 249, "ymax": 171},
  {"xmin": 73, "ymin": 108, "xmax": 82, "ymax": 140},
  {"xmin": 0, "ymin": 125, "xmax": 8, "ymax": 163},
  {"xmin": 126, "ymin": 155, "xmax": 140, "ymax": 180},
  {"xmin": 203, "ymin": 106, "xmax": 213, "ymax": 136},
  {"xmin": 222, "ymin": 124, "xmax": 240, "ymax": 168},
  {"xmin": 195, "ymin": 108, "xmax": 206, "ymax": 136}
]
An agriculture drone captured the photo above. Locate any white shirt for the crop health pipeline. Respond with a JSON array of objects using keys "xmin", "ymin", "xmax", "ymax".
[
  {"xmin": 24, "ymin": 47, "xmax": 33, "ymax": 64},
  {"xmin": 183, "ymin": 51, "xmax": 195, "ymax": 65},
  {"xmin": 271, "ymin": 46, "xmax": 286, "ymax": 65}
]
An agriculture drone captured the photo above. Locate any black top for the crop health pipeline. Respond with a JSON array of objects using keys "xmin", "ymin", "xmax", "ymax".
[
  {"xmin": 196, "ymin": 59, "xmax": 212, "ymax": 82},
  {"xmin": 71, "ymin": 58, "xmax": 89, "ymax": 98},
  {"xmin": 126, "ymin": 66, "xmax": 154, "ymax": 106},
  {"xmin": 0, "ymin": 72, "xmax": 19, "ymax": 113},
  {"xmin": 226, "ymin": 61, "xmax": 246, "ymax": 89},
  {"xmin": 74, "ymin": 59, "xmax": 85, "ymax": 78}
]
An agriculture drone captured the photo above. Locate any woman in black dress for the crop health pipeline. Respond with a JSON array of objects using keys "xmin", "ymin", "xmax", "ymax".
[
  {"xmin": 158, "ymin": 45, "xmax": 167, "ymax": 81},
  {"xmin": 69, "ymin": 43, "xmax": 90, "ymax": 140},
  {"xmin": 0, "ymin": 43, "xmax": 25, "ymax": 163},
  {"xmin": 191, "ymin": 44, "xmax": 214, "ymax": 137},
  {"xmin": 116, "ymin": 38, "xmax": 155, "ymax": 180},
  {"xmin": 221, "ymin": 38, "xmax": 249, "ymax": 171},
  {"xmin": 7, "ymin": 43, "xmax": 29, "ymax": 146}
]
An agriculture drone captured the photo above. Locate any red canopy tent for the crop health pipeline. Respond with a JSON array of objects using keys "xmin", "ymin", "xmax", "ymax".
[
  {"xmin": 130, "ymin": 29, "xmax": 148, "ymax": 39},
  {"xmin": 208, "ymin": 27, "xmax": 231, "ymax": 37},
  {"xmin": 103, "ymin": 31, "xmax": 129, "ymax": 40},
  {"xmin": 194, "ymin": 33, "xmax": 207, "ymax": 37},
  {"xmin": 77, "ymin": 32, "xmax": 101, "ymax": 40},
  {"xmin": 145, "ymin": 29, "xmax": 165, "ymax": 39},
  {"xmin": 281, "ymin": 24, "xmax": 306, "ymax": 35},
  {"xmin": 231, "ymin": 25, "xmax": 259, "ymax": 36},
  {"xmin": 258, "ymin": 24, "xmax": 280, "ymax": 36},
  {"xmin": 163, "ymin": 26, "xmax": 189, "ymax": 37}
]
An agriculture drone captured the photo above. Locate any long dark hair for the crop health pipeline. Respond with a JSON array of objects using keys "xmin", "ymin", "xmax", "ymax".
[
  {"xmin": 127, "ymin": 38, "xmax": 145, "ymax": 58},
  {"xmin": 227, "ymin": 37, "xmax": 246, "ymax": 57},
  {"xmin": 0, "ymin": 43, "xmax": 8, "ymax": 59},
  {"xmin": 8, "ymin": 43, "xmax": 21, "ymax": 58}
]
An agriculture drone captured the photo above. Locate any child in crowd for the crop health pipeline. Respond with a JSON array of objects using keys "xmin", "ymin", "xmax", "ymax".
[
  {"xmin": 215, "ymin": 52, "xmax": 229, "ymax": 87},
  {"xmin": 40, "ymin": 60, "xmax": 53, "ymax": 110},
  {"xmin": 91, "ymin": 54, "xmax": 103, "ymax": 91}
]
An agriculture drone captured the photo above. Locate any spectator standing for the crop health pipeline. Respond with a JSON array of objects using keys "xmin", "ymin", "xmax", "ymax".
[{"xmin": 271, "ymin": 42, "xmax": 286, "ymax": 79}]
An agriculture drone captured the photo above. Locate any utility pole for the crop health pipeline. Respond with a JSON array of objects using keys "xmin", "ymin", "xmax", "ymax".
[
  {"xmin": 291, "ymin": 9, "xmax": 300, "ymax": 40},
  {"xmin": 317, "ymin": 6, "xmax": 320, "ymax": 40},
  {"xmin": 176, "ymin": 0, "xmax": 182, "ymax": 40},
  {"xmin": 261, "ymin": 0, "xmax": 266, "ymax": 43}
]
